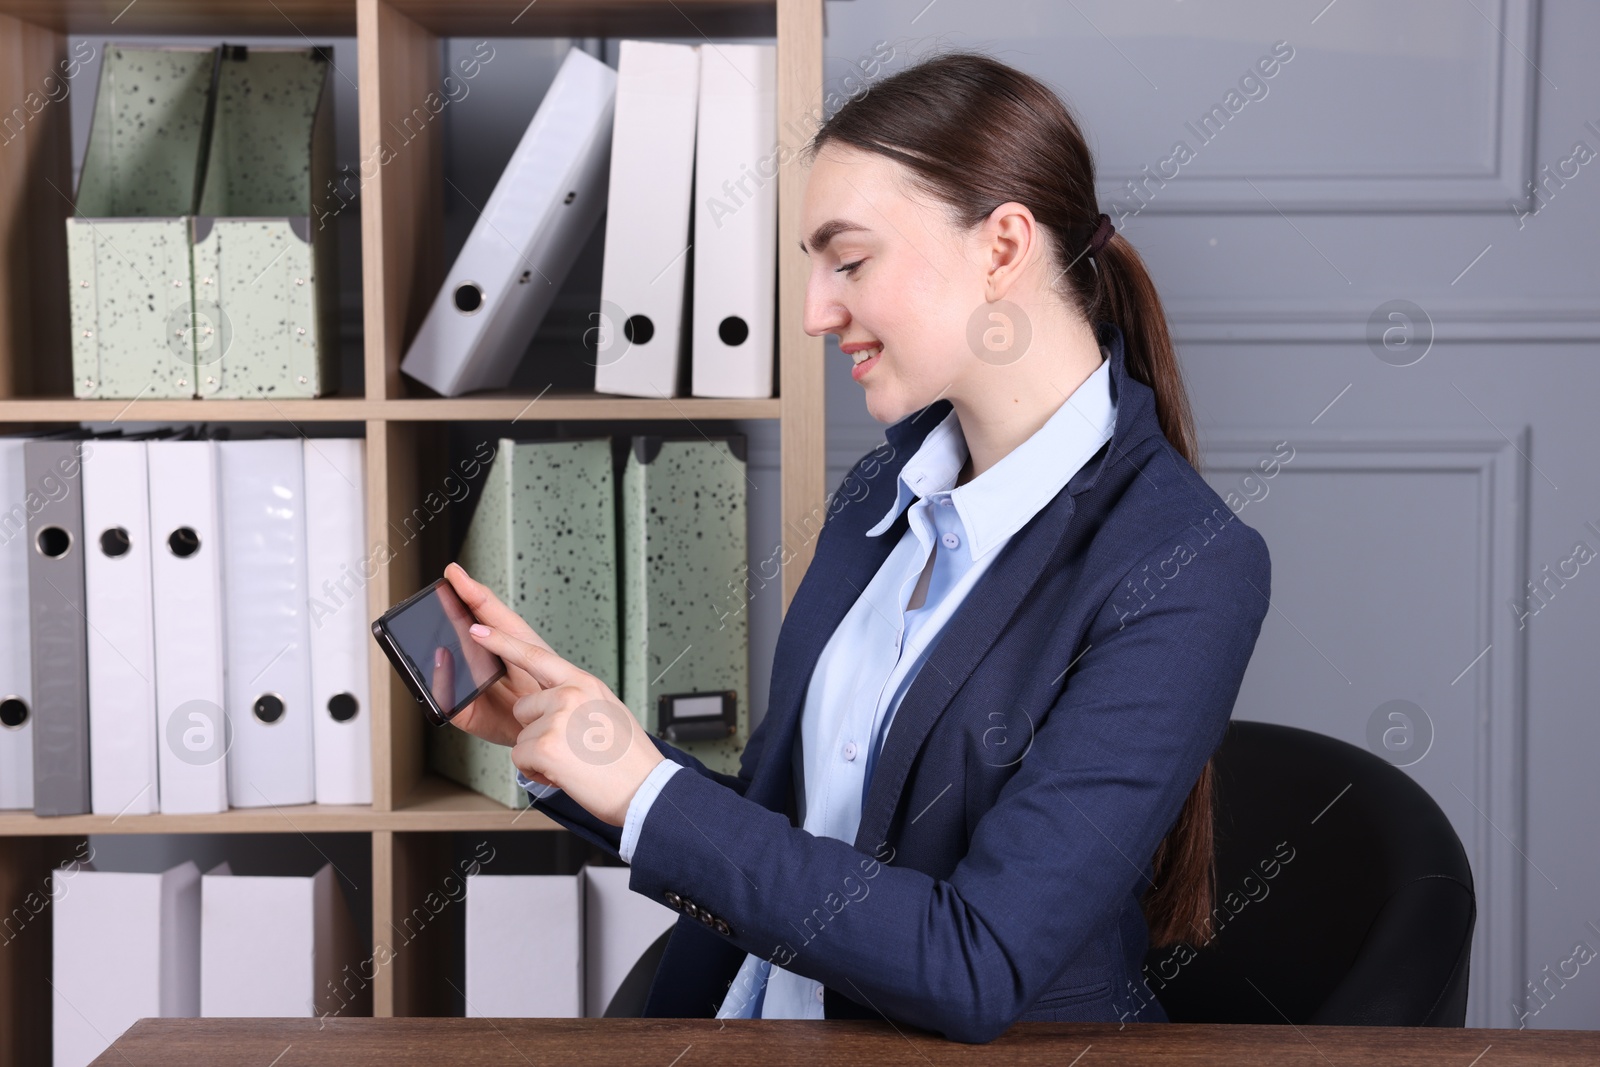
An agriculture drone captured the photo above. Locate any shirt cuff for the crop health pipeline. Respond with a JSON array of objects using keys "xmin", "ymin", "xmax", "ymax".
[
  {"xmin": 619, "ymin": 759, "xmax": 683, "ymax": 865},
  {"xmin": 514, "ymin": 767, "xmax": 563, "ymax": 802}
]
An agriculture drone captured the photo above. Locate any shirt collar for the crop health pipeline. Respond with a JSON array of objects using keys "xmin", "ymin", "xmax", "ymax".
[{"xmin": 864, "ymin": 347, "xmax": 1117, "ymax": 560}]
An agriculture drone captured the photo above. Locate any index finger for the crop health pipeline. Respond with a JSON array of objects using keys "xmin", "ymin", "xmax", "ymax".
[
  {"xmin": 444, "ymin": 562, "xmax": 552, "ymax": 652},
  {"xmin": 468, "ymin": 622, "xmax": 581, "ymax": 691}
]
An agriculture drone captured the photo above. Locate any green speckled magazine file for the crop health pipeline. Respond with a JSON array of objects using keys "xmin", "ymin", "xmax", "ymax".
[
  {"xmin": 67, "ymin": 45, "xmax": 217, "ymax": 399},
  {"xmin": 429, "ymin": 438, "xmax": 621, "ymax": 808},
  {"xmin": 67, "ymin": 44, "xmax": 337, "ymax": 400},
  {"xmin": 193, "ymin": 45, "xmax": 338, "ymax": 398},
  {"xmin": 621, "ymin": 435, "xmax": 750, "ymax": 777}
]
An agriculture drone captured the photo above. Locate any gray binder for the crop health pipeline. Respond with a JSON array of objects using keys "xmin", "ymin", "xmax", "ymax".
[{"xmin": 25, "ymin": 437, "xmax": 93, "ymax": 815}]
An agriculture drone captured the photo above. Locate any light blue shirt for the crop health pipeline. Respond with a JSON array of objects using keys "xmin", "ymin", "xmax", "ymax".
[{"xmin": 519, "ymin": 347, "xmax": 1116, "ymax": 1018}]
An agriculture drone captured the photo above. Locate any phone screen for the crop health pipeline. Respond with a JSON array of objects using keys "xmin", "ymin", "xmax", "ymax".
[{"xmin": 377, "ymin": 577, "xmax": 504, "ymax": 723}]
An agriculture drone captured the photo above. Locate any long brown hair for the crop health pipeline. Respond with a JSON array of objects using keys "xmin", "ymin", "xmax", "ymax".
[{"xmin": 805, "ymin": 49, "xmax": 1214, "ymax": 949}]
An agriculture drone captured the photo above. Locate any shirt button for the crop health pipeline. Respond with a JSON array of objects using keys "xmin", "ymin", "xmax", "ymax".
[
  {"xmin": 939, "ymin": 496, "xmax": 953, "ymax": 506},
  {"xmin": 815, "ymin": 986, "xmax": 825, "ymax": 1003},
  {"xmin": 842, "ymin": 741, "xmax": 857, "ymax": 761},
  {"xmin": 941, "ymin": 531, "xmax": 960, "ymax": 550}
]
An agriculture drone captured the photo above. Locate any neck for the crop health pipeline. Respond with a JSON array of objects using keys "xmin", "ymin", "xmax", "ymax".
[{"xmin": 948, "ymin": 319, "xmax": 1105, "ymax": 484}]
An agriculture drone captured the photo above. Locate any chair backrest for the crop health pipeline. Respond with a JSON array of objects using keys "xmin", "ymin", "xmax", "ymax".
[{"xmin": 1146, "ymin": 720, "xmax": 1475, "ymax": 1026}]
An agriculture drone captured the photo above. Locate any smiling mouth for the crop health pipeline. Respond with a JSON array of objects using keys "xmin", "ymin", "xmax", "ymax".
[{"xmin": 850, "ymin": 345, "xmax": 882, "ymax": 366}]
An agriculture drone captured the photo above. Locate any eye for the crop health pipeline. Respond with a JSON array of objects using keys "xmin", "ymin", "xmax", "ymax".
[{"xmin": 835, "ymin": 260, "xmax": 864, "ymax": 276}]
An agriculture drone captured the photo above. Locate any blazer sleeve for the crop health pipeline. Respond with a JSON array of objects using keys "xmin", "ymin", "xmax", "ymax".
[
  {"xmin": 620, "ymin": 517, "xmax": 1271, "ymax": 1043},
  {"xmin": 520, "ymin": 698, "xmax": 770, "ymax": 859}
]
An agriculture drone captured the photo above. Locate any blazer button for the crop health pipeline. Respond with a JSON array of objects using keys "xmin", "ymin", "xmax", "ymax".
[
  {"xmin": 713, "ymin": 918, "xmax": 731, "ymax": 936},
  {"xmin": 698, "ymin": 909, "xmax": 716, "ymax": 928},
  {"xmin": 664, "ymin": 891, "xmax": 682, "ymax": 909},
  {"xmin": 683, "ymin": 901, "xmax": 700, "ymax": 920}
]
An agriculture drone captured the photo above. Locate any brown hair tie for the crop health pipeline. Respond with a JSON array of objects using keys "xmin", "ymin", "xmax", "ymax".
[{"xmin": 1087, "ymin": 212, "xmax": 1114, "ymax": 256}]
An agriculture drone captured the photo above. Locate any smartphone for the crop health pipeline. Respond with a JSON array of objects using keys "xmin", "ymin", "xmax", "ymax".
[{"xmin": 371, "ymin": 576, "xmax": 506, "ymax": 727}]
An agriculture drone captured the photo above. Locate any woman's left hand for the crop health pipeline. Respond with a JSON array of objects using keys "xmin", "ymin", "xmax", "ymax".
[{"xmin": 467, "ymin": 621, "xmax": 665, "ymax": 827}]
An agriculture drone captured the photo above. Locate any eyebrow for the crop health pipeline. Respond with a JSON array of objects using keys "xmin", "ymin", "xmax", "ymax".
[{"xmin": 800, "ymin": 219, "xmax": 871, "ymax": 255}]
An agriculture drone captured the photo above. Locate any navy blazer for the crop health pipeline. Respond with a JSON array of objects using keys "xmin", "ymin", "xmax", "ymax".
[{"xmin": 531, "ymin": 321, "xmax": 1271, "ymax": 1042}]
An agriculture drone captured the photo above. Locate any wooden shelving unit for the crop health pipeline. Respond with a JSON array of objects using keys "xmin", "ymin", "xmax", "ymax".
[{"xmin": 0, "ymin": 0, "xmax": 825, "ymax": 1051}]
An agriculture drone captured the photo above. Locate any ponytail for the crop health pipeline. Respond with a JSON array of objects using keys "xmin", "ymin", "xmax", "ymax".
[{"xmin": 1081, "ymin": 227, "xmax": 1217, "ymax": 949}]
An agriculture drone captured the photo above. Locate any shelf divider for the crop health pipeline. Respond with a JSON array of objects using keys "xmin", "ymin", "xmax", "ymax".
[
  {"xmin": 776, "ymin": 0, "xmax": 826, "ymax": 613},
  {"xmin": 359, "ymin": 0, "xmax": 444, "ymax": 404}
]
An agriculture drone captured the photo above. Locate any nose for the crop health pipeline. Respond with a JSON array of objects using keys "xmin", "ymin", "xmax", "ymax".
[{"xmin": 802, "ymin": 268, "xmax": 848, "ymax": 339}]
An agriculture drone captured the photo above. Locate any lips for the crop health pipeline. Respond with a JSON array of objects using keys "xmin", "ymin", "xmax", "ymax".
[{"xmin": 850, "ymin": 346, "xmax": 881, "ymax": 381}]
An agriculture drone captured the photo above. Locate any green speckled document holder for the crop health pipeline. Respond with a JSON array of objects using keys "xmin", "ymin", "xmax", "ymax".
[
  {"xmin": 68, "ymin": 44, "xmax": 337, "ymax": 399},
  {"xmin": 621, "ymin": 435, "xmax": 750, "ymax": 778},
  {"xmin": 68, "ymin": 45, "xmax": 216, "ymax": 399},
  {"xmin": 429, "ymin": 438, "xmax": 621, "ymax": 809},
  {"xmin": 193, "ymin": 46, "xmax": 338, "ymax": 398}
]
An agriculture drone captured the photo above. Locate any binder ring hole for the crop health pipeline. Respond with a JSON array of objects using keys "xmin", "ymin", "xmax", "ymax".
[
  {"xmin": 327, "ymin": 693, "xmax": 360, "ymax": 722},
  {"xmin": 0, "ymin": 697, "xmax": 27, "ymax": 729},
  {"xmin": 100, "ymin": 526, "xmax": 131, "ymax": 558},
  {"xmin": 718, "ymin": 316, "xmax": 749, "ymax": 347},
  {"xmin": 254, "ymin": 693, "xmax": 286, "ymax": 724},
  {"xmin": 624, "ymin": 315, "xmax": 654, "ymax": 345},
  {"xmin": 168, "ymin": 527, "xmax": 201, "ymax": 558},
  {"xmin": 35, "ymin": 525, "xmax": 71, "ymax": 559},
  {"xmin": 453, "ymin": 282, "xmax": 484, "ymax": 315}
]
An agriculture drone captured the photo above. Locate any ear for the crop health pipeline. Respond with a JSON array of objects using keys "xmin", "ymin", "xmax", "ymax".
[{"xmin": 984, "ymin": 201, "xmax": 1037, "ymax": 301}]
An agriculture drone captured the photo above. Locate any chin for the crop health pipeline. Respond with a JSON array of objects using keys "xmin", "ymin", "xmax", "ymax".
[{"xmin": 863, "ymin": 390, "xmax": 904, "ymax": 426}]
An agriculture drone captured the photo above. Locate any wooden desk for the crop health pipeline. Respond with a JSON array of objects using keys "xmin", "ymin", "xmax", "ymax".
[{"xmin": 92, "ymin": 1017, "xmax": 1600, "ymax": 1065}]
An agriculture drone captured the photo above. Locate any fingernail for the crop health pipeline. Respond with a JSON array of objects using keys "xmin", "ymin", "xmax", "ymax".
[{"xmin": 469, "ymin": 623, "xmax": 490, "ymax": 638}]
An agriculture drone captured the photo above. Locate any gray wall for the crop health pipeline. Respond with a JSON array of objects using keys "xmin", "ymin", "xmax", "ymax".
[{"xmin": 812, "ymin": 0, "xmax": 1599, "ymax": 1031}]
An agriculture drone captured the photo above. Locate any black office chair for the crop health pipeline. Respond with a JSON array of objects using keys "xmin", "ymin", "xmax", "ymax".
[
  {"xmin": 1145, "ymin": 720, "xmax": 1475, "ymax": 1026},
  {"xmin": 606, "ymin": 723, "xmax": 1476, "ymax": 1026}
]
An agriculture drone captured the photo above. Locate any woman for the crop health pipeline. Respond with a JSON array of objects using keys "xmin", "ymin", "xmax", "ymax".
[{"xmin": 444, "ymin": 50, "xmax": 1270, "ymax": 1043}]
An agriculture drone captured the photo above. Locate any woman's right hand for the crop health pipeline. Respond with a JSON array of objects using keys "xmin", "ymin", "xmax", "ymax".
[{"xmin": 439, "ymin": 562, "xmax": 558, "ymax": 784}]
